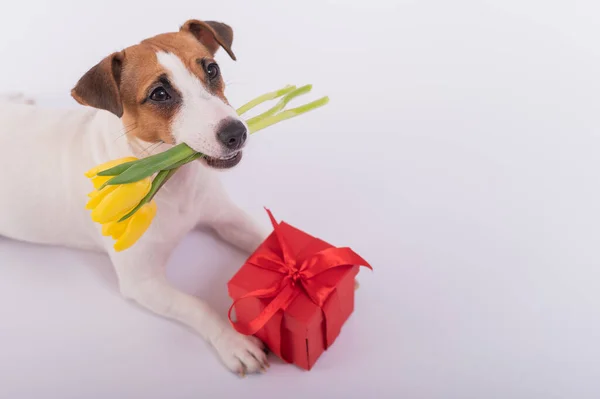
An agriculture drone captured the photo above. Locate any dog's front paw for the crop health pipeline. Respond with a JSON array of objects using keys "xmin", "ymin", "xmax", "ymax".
[{"xmin": 211, "ymin": 327, "xmax": 269, "ymax": 376}]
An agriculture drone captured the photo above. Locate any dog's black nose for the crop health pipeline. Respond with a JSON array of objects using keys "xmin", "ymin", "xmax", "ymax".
[{"xmin": 217, "ymin": 118, "xmax": 247, "ymax": 150}]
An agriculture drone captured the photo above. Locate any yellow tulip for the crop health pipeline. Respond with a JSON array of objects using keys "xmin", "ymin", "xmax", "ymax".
[
  {"xmin": 102, "ymin": 219, "xmax": 129, "ymax": 240},
  {"xmin": 91, "ymin": 175, "xmax": 112, "ymax": 190},
  {"xmin": 85, "ymin": 156, "xmax": 138, "ymax": 178},
  {"xmin": 90, "ymin": 178, "xmax": 152, "ymax": 224},
  {"xmin": 85, "ymin": 155, "xmax": 154, "ymax": 250},
  {"xmin": 101, "ymin": 222, "xmax": 114, "ymax": 237},
  {"xmin": 114, "ymin": 201, "xmax": 157, "ymax": 252},
  {"xmin": 85, "ymin": 185, "xmax": 118, "ymax": 210}
]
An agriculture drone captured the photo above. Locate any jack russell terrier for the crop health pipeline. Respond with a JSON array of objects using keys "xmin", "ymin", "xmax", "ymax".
[{"xmin": 0, "ymin": 19, "xmax": 272, "ymax": 375}]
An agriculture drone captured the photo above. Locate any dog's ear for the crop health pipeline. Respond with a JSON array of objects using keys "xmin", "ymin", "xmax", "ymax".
[
  {"xmin": 180, "ymin": 20, "xmax": 236, "ymax": 61},
  {"xmin": 71, "ymin": 52, "xmax": 124, "ymax": 117}
]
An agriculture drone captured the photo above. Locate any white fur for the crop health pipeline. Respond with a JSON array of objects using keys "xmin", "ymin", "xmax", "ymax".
[
  {"xmin": 156, "ymin": 51, "xmax": 242, "ymax": 157},
  {"xmin": 0, "ymin": 90, "xmax": 269, "ymax": 374}
]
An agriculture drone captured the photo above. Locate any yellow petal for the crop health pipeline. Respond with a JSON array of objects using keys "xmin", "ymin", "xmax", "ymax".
[
  {"xmin": 85, "ymin": 156, "xmax": 138, "ymax": 178},
  {"xmin": 90, "ymin": 178, "xmax": 152, "ymax": 224},
  {"xmin": 85, "ymin": 185, "xmax": 119, "ymax": 210},
  {"xmin": 100, "ymin": 219, "xmax": 130, "ymax": 239},
  {"xmin": 109, "ymin": 219, "xmax": 129, "ymax": 240},
  {"xmin": 91, "ymin": 175, "xmax": 112, "ymax": 189},
  {"xmin": 114, "ymin": 201, "xmax": 157, "ymax": 252},
  {"xmin": 101, "ymin": 222, "xmax": 115, "ymax": 236}
]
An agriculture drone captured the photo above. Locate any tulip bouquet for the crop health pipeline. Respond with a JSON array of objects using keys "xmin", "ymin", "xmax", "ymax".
[{"xmin": 85, "ymin": 84, "xmax": 329, "ymax": 252}]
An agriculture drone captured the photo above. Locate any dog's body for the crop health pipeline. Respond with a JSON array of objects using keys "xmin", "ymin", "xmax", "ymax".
[{"xmin": 0, "ymin": 20, "xmax": 271, "ymax": 375}]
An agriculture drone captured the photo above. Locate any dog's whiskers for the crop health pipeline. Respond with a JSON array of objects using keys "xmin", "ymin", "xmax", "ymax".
[
  {"xmin": 141, "ymin": 141, "xmax": 164, "ymax": 157},
  {"xmin": 112, "ymin": 122, "xmax": 138, "ymax": 143},
  {"xmin": 127, "ymin": 140, "xmax": 163, "ymax": 159}
]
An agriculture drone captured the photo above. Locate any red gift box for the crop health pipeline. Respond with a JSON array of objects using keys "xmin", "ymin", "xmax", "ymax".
[{"xmin": 227, "ymin": 209, "xmax": 372, "ymax": 370}]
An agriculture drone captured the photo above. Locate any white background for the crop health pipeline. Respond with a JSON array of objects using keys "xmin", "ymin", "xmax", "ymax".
[{"xmin": 1, "ymin": 0, "xmax": 599, "ymax": 398}]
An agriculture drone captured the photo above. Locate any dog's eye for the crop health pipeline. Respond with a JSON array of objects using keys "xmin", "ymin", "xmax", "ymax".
[
  {"xmin": 205, "ymin": 63, "xmax": 220, "ymax": 80},
  {"xmin": 149, "ymin": 87, "xmax": 171, "ymax": 102}
]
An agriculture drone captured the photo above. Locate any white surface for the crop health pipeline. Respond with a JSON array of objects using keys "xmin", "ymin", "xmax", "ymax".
[{"xmin": 1, "ymin": 0, "xmax": 599, "ymax": 398}]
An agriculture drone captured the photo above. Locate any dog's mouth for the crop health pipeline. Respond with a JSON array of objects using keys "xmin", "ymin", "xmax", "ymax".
[{"xmin": 202, "ymin": 151, "xmax": 243, "ymax": 169}]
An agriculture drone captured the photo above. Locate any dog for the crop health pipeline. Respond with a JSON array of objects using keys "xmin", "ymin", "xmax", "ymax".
[{"xmin": 0, "ymin": 19, "xmax": 272, "ymax": 375}]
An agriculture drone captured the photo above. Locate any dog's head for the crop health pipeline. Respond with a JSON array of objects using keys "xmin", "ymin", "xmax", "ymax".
[{"xmin": 72, "ymin": 20, "xmax": 245, "ymax": 169}]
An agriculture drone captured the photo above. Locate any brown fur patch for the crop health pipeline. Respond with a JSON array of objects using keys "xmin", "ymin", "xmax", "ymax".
[
  {"xmin": 121, "ymin": 32, "xmax": 224, "ymax": 144},
  {"xmin": 72, "ymin": 20, "xmax": 234, "ymax": 146},
  {"xmin": 71, "ymin": 52, "xmax": 124, "ymax": 117}
]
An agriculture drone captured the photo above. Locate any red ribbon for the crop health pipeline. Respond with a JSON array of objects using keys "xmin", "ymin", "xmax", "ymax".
[{"xmin": 228, "ymin": 209, "xmax": 372, "ymax": 344}]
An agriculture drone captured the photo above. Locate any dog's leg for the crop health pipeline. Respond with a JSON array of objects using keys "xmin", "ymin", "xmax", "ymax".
[
  {"xmin": 109, "ymin": 240, "xmax": 269, "ymax": 375},
  {"xmin": 210, "ymin": 203, "xmax": 268, "ymax": 253},
  {"xmin": 197, "ymin": 181, "xmax": 269, "ymax": 254}
]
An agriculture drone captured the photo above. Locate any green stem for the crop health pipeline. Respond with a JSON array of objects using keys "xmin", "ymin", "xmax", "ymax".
[
  {"xmin": 245, "ymin": 84, "xmax": 312, "ymax": 127},
  {"xmin": 248, "ymin": 96, "xmax": 330, "ymax": 134},
  {"xmin": 147, "ymin": 168, "xmax": 179, "ymax": 202},
  {"xmin": 235, "ymin": 85, "xmax": 296, "ymax": 116}
]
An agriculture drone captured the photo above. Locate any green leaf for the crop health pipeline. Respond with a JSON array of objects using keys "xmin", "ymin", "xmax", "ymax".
[
  {"xmin": 163, "ymin": 152, "xmax": 204, "ymax": 170},
  {"xmin": 96, "ymin": 160, "xmax": 139, "ymax": 176},
  {"xmin": 101, "ymin": 144, "xmax": 195, "ymax": 187}
]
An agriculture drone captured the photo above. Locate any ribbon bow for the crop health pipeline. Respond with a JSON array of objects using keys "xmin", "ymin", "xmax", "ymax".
[{"xmin": 228, "ymin": 209, "xmax": 372, "ymax": 355}]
